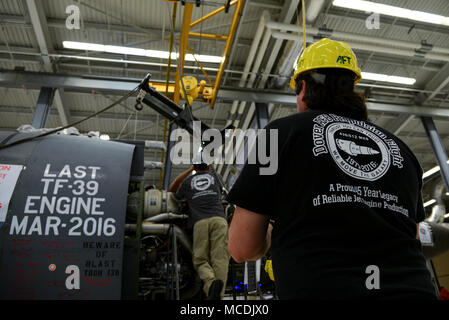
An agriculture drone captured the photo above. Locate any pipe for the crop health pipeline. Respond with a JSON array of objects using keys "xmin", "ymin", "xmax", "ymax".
[
  {"xmin": 240, "ymin": 10, "xmax": 271, "ymax": 89},
  {"xmin": 233, "ymin": 19, "xmax": 272, "ymax": 127},
  {"xmin": 126, "ymin": 222, "xmax": 192, "ymax": 253},
  {"xmin": 144, "ymin": 213, "xmax": 188, "ymax": 222},
  {"xmin": 306, "ymin": 0, "xmax": 326, "ymax": 23},
  {"xmin": 215, "ymin": 9, "xmax": 270, "ymax": 174},
  {"xmin": 259, "ymin": 0, "xmax": 301, "ymax": 87},
  {"xmin": 218, "ymin": 12, "xmax": 272, "ymax": 174},
  {"xmin": 267, "ymin": 21, "xmax": 449, "ymax": 62},
  {"xmin": 144, "ymin": 161, "xmax": 164, "ymax": 170},
  {"xmin": 272, "ymin": 0, "xmax": 326, "ymax": 88},
  {"xmin": 428, "ymin": 182, "xmax": 446, "ymax": 224},
  {"xmin": 272, "ymin": 39, "xmax": 302, "ymax": 88},
  {"xmin": 225, "ymin": 10, "xmax": 270, "ymax": 126},
  {"xmin": 188, "ymin": 32, "xmax": 228, "ymax": 41},
  {"xmin": 144, "ymin": 140, "xmax": 166, "ymax": 151},
  {"xmin": 221, "ymin": 0, "xmax": 251, "ymax": 85},
  {"xmin": 221, "ymin": 0, "xmax": 300, "ymax": 180}
]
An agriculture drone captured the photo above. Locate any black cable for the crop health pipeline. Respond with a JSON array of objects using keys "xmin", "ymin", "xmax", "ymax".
[{"xmin": 0, "ymin": 86, "xmax": 139, "ymax": 150}]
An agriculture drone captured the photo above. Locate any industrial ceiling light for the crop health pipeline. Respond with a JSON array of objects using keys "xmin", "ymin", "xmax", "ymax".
[
  {"xmin": 423, "ymin": 199, "xmax": 436, "ymax": 208},
  {"xmin": 422, "ymin": 165, "xmax": 441, "ymax": 179},
  {"xmin": 63, "ymin": 41, "xmax": 224, "ymax": 64},
  {"xmin": 361, "ymin": 72, "xmax": 416, "ymax": 85},
  {"xmin": 332, "ymin": 0, "xmax": 449, "ymax": 26},
  {"xmin": 63, "ymin": 41, "xmax": 105, "ymax": 52},
  {"xmin": 422, "ymin": 159, "xmax": 449, "ymax": 179}
]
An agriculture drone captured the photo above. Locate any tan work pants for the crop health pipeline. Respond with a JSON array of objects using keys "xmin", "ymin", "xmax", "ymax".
[{"xmin": 192, "ymin": 216, "xmax": 230, "ymax": 298}]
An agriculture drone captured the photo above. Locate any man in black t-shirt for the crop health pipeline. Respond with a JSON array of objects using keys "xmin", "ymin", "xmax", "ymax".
[
  {"xmin": 170, "ymin": 155, "xmax": 229, "ymax": 300},
  {"xmin": 227, "ymin": 38, "xmax": 437, "ymax": 299}
]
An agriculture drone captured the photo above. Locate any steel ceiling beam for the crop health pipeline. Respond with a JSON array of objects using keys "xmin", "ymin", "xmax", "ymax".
[
  {"xmin": 385, "ymin": 114, "xmax": 414, "ymax": 135},
  {"xmin": 31, "ymin": 87, "xmax": 55, "ymax": 128},
  {"xmin": 365, "ymin": 102, "xmax": 449, "ymax": 119},
  {"xmin": 3, "ymin": 71, "xmax": 449, "ymax": 118},
  {"xmin": 248, "ymin": 0, "xmax": 283, "ymax": 10},
  {"xmin": 255, "ymin": 103, "xmax": 269, "ymax": 129},
  {"xmin": 0, "ymin": 105, "xmax": 226, "ymax": 127},
  {"xmin": 325, "ymin": 8, "xmax": 449, "ymax": 36},
  {"xmin": 25, "ymin": 0, "xmax": 52, "ymax": 71},
  {"xmin": 421, "ymin": 117, "xmax": 449, "ymax": 191},
  {"xmin": 391, "ymin": 63, "xmax": 449, "ymax": 135},
  {"xmin": 422, "ymin": 62, "xmax": 449, "ymax": 103},
  {"xmin": 0, "ymin": 13, "xmax": 253, "ymax": 46},
  {"xmin": 53, "ymin": 89, "xmax": 71, "ymax": 126},
  {"xmin": 25, "ymin": 0, "xmax": 71, "ymax": 127}
]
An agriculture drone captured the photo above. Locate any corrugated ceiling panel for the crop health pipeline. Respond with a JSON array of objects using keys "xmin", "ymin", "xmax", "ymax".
[
  {"xmin": 0, "ymin": 88, "xmax": 40, "ymax": 107},
  {"xmin": 0, "ymin": 25, "xmax": 36, "ymax": 48},
  {"xmin": 0, "ymin": 0, "xmax": 24, "ymax": 15}
]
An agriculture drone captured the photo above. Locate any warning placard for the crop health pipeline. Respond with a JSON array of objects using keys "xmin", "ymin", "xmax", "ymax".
[{"xmin": 0, "ymin": 164, "xmax": 23, "ymax": 226}]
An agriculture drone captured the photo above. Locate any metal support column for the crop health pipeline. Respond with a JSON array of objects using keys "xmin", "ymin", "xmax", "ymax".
[
  {"xmin": 163, "ymin": 122, "xmax": 178, "ymax": 190},
  {"xmin": 255, "ymin": 102, "xmax": 269, "ymax": 129},
  {"xmin": 31, "ymin": 87, "xmax": 55, "ymax": 128},
  {"xmin": 421, "ymin": 116, "xmax": 449, "ymax": 191}
]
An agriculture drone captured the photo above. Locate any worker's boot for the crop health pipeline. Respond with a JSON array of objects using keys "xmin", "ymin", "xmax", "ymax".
[{"xmin": 207, "ymin": 279, "xmax": 223, "ymax": 300}]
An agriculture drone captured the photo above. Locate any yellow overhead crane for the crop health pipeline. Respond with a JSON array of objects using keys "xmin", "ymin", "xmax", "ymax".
[
  {"xmin": 147, "ymin": 77, "xmax": 213, "ymax": 105},
  {"xmin": 162, "ymin": 0, "xmax": 244, "ymax": 109},
  {"xmin": 157, "ymin": 0, "xmax": 244, "ymax": 188}
]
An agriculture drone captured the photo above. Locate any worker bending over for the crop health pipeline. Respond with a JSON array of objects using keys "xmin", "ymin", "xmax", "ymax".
[{"xmin": 171, "ymin": 153, "xmax": 229, "ymax": 300}]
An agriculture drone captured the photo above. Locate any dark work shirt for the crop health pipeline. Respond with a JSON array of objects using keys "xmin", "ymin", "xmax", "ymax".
[
  {"xmin": 227, "ymin": 109, "xmax": 437, "ymax": 300},
  {"xmin": 176, "ymin": 172, "xmax": 226, "ymax": 229}
]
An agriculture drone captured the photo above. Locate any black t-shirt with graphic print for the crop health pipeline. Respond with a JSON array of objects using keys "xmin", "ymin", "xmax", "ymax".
[
  {"xmin": 227, "ymin": 109, "xmax": 437, "ymax": 299},
  {"xmin": 176, "ymin": 172, "xmax": 226, "ymax": 229}
]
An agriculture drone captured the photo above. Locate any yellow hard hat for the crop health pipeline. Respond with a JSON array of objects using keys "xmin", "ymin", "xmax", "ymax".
[{"xmin": 290, "ymin": 38, "xmax": 362, "ymax": 90}]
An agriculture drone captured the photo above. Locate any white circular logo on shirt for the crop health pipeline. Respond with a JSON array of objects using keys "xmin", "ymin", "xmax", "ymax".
[
  {"xmin": 326, "ymin": 122, "xmax": 390, "ymax": 181},
  {"xmin": 191, "ymin": 174, "xmax": 213, "ymax": 191}
]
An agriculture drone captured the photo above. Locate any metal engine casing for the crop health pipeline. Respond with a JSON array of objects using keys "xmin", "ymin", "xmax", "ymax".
[{"xmin": 0, "ymin": 131, "xmax": 134, "ymax": 299}]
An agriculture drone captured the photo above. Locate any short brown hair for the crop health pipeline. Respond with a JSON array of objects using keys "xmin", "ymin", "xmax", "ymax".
[{"xmin": 295, "ymin": 68, "xmax": 367, "ymax": 120}]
